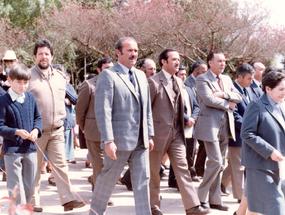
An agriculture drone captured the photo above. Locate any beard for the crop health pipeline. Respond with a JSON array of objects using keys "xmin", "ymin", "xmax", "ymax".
[{"xmin": 38, "ymin": 61, "xmax": 50, "ymax": 70}]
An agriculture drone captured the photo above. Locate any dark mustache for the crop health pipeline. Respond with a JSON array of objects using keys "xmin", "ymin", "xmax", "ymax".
[{"xmin": 129, "ymin": 55, "xmax": 136, "ymax": 60}]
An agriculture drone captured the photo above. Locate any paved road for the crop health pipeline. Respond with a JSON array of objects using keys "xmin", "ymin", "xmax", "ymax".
[{"xmin": 0, "ymin": 149, "xmax": 238, "ymax": 214}]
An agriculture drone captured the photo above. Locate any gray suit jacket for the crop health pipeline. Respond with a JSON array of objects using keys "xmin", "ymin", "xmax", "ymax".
[
  {"xmin": 95, "ymin": 63, "xmax": 154, "ymax": 151},
  {"xmin": 241, "ymin": 94, "xmax": 285, "ymax": 171},
  {"xmin": 193, "ymin": 70, "xmax": 242, "ymax": 142},
  {"xmin": 75, "ymin": 76, "xmax": 100, "ymax": 141}
]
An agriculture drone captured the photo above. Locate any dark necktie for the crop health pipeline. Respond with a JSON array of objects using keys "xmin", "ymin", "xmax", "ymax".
[
  {"xmin": 172, "ymin": 76, "xmax": 179, "ymax": 95},
  {"xmin": 129, "ymin": 70, "xmax": 136, "ymax": 88},
  {"xmin": 243, "ymin": 88, "xmax": 250, "ymax": 103},
  {"xmin": 217, "ymin": 75, "xmax": 224, "ymax": 91}
]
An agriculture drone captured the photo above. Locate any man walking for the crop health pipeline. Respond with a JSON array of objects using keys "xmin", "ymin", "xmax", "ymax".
[
  {"xmin": 29, "ymin": 39, "xmax": 84, "ymax": 212},
  {"xmin": 90, "ymin": 37, "xmax": 154, "ymax": 215},
  {"xmin": 148, "ymin": 49, "xmax": 209, "ymax": 215},
  {"xmin": 76, "ymin": 57, "xmax": 113, "ymax": 191},
  {"xmin": 193, "ymin": 51, "xmax": 242, "ymax": 211},
  {"xmin": 221, "ymin": 63, "xmax": 256, "ymax": 202}
]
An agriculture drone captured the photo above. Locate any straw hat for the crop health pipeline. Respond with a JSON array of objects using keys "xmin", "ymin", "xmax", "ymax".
[{"xmin": 2, "ymin": 50, "xmax": 17, "ymax": 61}]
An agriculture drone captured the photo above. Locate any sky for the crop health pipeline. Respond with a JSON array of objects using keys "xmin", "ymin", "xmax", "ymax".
[
  {"xmin": 260, "ymin": 0, "xmax": 285, "ymax": 27},
  {"xmin": 237, "ymin": 0, "xmax": 285, "ymax": 27}
]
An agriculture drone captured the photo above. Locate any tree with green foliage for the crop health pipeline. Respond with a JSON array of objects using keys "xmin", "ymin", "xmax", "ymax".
[{"xmin": 0, "ymin": 0, "xmax": 61, "ymax": 28}]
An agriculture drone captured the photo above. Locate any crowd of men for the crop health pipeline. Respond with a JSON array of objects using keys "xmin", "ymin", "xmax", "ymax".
[{"xmin": 0, "ymin": 36, "xmax": 268, "ymax": 215}]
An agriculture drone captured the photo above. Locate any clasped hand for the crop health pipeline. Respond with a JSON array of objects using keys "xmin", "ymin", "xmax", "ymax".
[{"xmin": 15, "ymin": 129, "xmax": 39, "ymax": 142}]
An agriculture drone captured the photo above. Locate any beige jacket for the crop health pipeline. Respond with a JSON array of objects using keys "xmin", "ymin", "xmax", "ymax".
[{"xmin": 28, "ymin": 65, "xmax": 66, "ymax": 132}]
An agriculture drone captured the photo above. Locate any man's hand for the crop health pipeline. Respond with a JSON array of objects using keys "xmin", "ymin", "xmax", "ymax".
[
  {"xmin": 271, "ymin": 149, "xmax": 285, "ymax": 162},
  {"xmin": 15, "ymin": 129, "xmax": 31, "ymax": 140},
  {"xmin": 65, "ymin": 98, "xmax": 71, "ymax": 105},
  {"xmin": 149, "ymin": 138, "xmax": 154, "ymax": 152},
  {"xmin": 229, "ymin": 102, "xmax": 236, "ymax": 110},
  {"xmin": 104, "ymin": 141, "xmax": 117, "ymax": 160},
  {"xmin": 29, "ymin": 129, "xmax": 39, "ymax": 142},
  {"xmin": 185, "ymin": 118, "xmax": 195, "ymax": 127}
]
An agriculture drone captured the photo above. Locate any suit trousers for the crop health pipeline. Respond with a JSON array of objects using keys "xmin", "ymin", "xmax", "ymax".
[
  {"xmin": 150, "ymin": 128, "xmax": 200, "ymax": 210},
  {"xmin": 89, "ymin": 143, "xmax": 151, "ymax": 215},
  {"xmin": 4, "ymin": 152, "xmax": 37, "ymax": 205},
  {"xmin": 168, "ymin": 137, "xmax": 197, "ymax": 187},
  {"xmin": 198, "ymin": 117, "xmax": 229, "ymax": 204},
  {"xmin": 31, "ymin": 127, "xmax": 74, "ymax": 205},
  {"xmin": 85, "ymin": 139, "xmax": 103, "ymax": 185},
  {"xmin": 222, "ymin": 146, "xmax": 244, "ymax": 200}
]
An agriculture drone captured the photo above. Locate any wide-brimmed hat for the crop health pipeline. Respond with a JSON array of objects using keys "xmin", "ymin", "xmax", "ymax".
[{"xmin": 2, "ymin": 50, "xmax": 17, "ymax": 61}]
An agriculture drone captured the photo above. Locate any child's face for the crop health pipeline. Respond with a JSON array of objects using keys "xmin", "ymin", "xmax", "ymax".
[{"xmin": 8, "ymin": 78, "xmax": 29, "ymax": 95}]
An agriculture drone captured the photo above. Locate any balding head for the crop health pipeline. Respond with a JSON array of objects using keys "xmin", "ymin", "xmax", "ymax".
[
  {"xmin": 141, "ymin": 58, "xmax": 156, "ymax": 78},
  {"xmin": 253, "ymin": 62, "xmax": 265, "ymax": 82}
]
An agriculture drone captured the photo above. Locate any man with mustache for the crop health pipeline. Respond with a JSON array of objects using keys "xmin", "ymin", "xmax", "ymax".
[
  {"xmin": 28, "ymin": 39, "xmax": 85, "ymax": 212},
  {"xmin": 90, "ymin": 37, "xmax": 154, "ymax": 215},
  {"xmin": 148, "ymin": 49, "xmax": 209, "ymax": 215}
]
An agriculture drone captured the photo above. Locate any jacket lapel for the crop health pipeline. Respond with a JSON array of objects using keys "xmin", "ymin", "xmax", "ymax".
[
  {"xmin": 159, "ymin": 71, "xmax": 175, "ymax": 108},
  {"xmin": 207, "ymin": 71, "xmax": 221, "ymax": 92},
  {"xmin": 113, "ymin": 64, "xmax": 139, "ymax": 102},
  {"xmin": 234, "ymin": 82, "xmax": 250, "ymax": 105},
  {"xmin": 262, "ymin": 95, "xmax": 285, "ymax": 131}
]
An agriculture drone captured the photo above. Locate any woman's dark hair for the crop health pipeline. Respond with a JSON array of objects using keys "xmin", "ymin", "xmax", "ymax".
[{"xmin": 262, "ymin": 70, "xmax": 285, "ymax": 92}]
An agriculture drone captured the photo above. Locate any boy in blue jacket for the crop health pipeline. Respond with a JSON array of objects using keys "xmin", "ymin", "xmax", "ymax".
[{"xmin": 0, "ymin": 63, "xmax": 42, "ymax": 205}]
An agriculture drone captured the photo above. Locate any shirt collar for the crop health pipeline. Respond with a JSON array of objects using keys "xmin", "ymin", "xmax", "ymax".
[
  {"xmin": 234, "ymin": 80, "xmax": 245, "ymax": 91},
  {"xmin": 190, "ymin": 74, "xmax": 196, "ymax": 80},
  {"xmin": 267, "ymin": 94, "xmax": 279, "ymax": 108},
  {"xmin": 253, "ymin": 79, "xmax": 261, "ymax": 87},
  {"xmin": 162, "ymin": 69, "xmax": 173, "ymax": 81},
  {"xmin": 118, "ymin": 62, "xmax": 133, "ymax": 75},
  {"xmin": 8, "ymin": 88, "xmax": 25, "ymax": 103},
  {"xmin": 35, "ymin": 65, "xmax": 54, "ymax": 80},
  {"xmin": 209, "ymin": 70, "xmax": 220, "ymax": 79}
]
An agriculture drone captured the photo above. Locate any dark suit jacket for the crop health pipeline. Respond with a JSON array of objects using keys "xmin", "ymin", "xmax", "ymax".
[
  {"xmin": 229, "ymin": 82, "xmax": 256, "ymax": 147},
  {"xmin": 249, "ymin": 81, "xmax": 263, "ymax": 101},
  {"xmin": 0, "ymin": 86, "xmax": 5, "ymax": 95},
  {"xmin": 241, "ymin": 94, "xmax": 285, "ymax": 171}
]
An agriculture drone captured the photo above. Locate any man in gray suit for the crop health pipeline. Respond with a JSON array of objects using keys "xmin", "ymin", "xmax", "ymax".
[
  {"xmin": 89, "ymin": 37, "xmax": 154, "ymax": 215},
  {"xmin": 249, "ymin": 62, "xmax": 265, "ymax": 99},
  {"xmin": 193, "ymin": 51, "xmax": 242, "ymax": 211}
]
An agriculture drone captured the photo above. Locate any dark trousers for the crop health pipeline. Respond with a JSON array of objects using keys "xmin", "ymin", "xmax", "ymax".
[
  {"xmin": 121, "ymin": 168, "xmax": 132, "ymax": 188},
  {"xmin": 185, "ymin": 138, "xmax": 197, "ymax": 177},
  {"xmin": 194, "ymin": 140, "xmax": 206, "ymax": 177}
]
